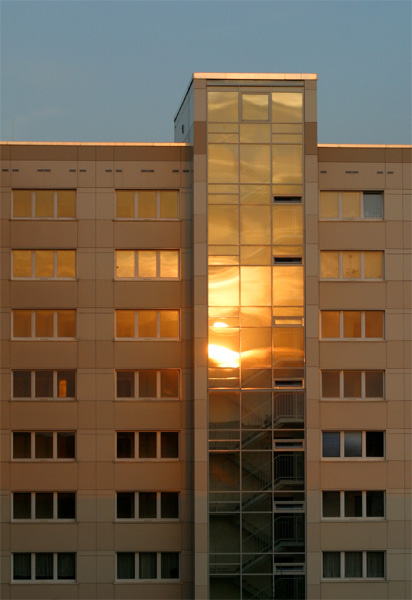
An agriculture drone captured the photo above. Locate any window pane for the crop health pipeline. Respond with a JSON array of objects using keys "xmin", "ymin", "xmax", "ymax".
[
  {"xmin": 363, "ymin": 193, "xmax": 383, "ymax": 218},
  {"xmin": 57, "ymin": 371, "xmax": 75, "ymax": 398},
  {"xmin": 35, "ymin": 432, "xmax": 53, "ymax": 458},
  {"xmin": 209, "ymin": 266, "xmax": 240, "ymax": 307},
  {"xmin": 344, "ymin": 432, "xmax": 362, "ymax": 457},
  {"xmin": 322, "ymin": 312, "xmax": 340, "ymax": 338},
  {"xmin": 343, "ymin": 371, "xmax": 362, "ymax": 398},
  {"xmin": 364, "ymin": 251, "xmax": 383, "ymax": 278},
  {"xmin": 342, "ymin": 252, "xmax": 361, "ymax": 278},
  {"xmin": 208, "ymin": 205, "xmax": 239, "ymax": 245},
  {"xmin": 57, "ymin": 492, "xmax": 76, "ymax": 519},
  {"xmin": 161, "ymin": 552, "xmax": 179, "ymax": 579},
  {"xmin": 57, "ymin": 310, "xmax": 76, "ymax": 337},
  {"xmin": 240, "ymin": 124, "xmax": 271, "ymax": 144},
  {"xmin": 35, "ymin": 191, "xmax": 54, "ymax": 217},
  {"xmin": 138, "ymin": 190, "xmax": 156, "ymax": 218},
  {"xmin": 57, "ymin": 553, "xmax": 76, "ymax": 580},
  {"xmin": 36, "ymin": 310, "xmax": 54, "ymax": 337},
  {"xmin": 116, "ymin": 250, "xmax": 135, "ymax": 278},
  {"xmin": 367, "ymin": 552, "xmax": 384, "ymax": 577},
  {"xmin": 160, "ymin": 191, "xmax": 179, "ymax": 219},
  {"xmin": 208, "ymin": 91, "xmax": 238, "ymax": 122},
  {"xmin": 240, "ymin": 245, "xmax": 271, "ymax": 265},
  {"xmin": 138, "ymin": 371, "xmax": 157, "ymax": 398},
  {"xmin": 35, "ymin": 553, "xmax": 53, "ymax": 579},
  {"xmin": 139, "ymin": 552, "xmax": 157, "ymax": 579},
  {"xmin": 57, "ymin": 432, "xmax": 75, "ymax": 458},
  {"xmin": 116, "ymin": 191, "xmax": 134, "ymax": 218},
  {"xmin": 272, "ymin": 145, "xmax": 302, "ymax": 184},
  {"xmin": 366, "ymin": 491, "xmax": 384, "ymax": 517},
  {"xmin": 35, "ymin": 371, "xmax": 53, "ymax": 398},
  {"xmin": 273, "ymin": 266, "xmax": 303, "ymax": 308},
  {"xmin": 161, "ymin": 432, "xmax": 179, "ymax": 458},
  {"xmin": 160, "ymin": 311, "xmax": 179, "ymax": 338},
  {"xmin": 117, "ymin": 371, "xmax": 134, "ymax": 398},
  {"xmin": 117, "ymin": 432, "xmax": 135, "ymax": 458},
  {"xmin": 13, "ymin": 553, "xmax": 31, "ymax": 580},
  {"xmin": 240, "ymin": 145, "xmax": 271, "ymax": 184},
  {"xmin": 13, "ymin": 493, "xmax": 31, "ymax": 519},
  {"xmin": 320, "ymin": 191, "xmax": 338, "ymax": 219},
  {"xmin": 57, "ymin": 251, "xmax": 75, "ymax": 277},
  {"xmin": 139, "ymin": 492, "xmax": 156, "ymax": 518},
  {"xmin": 209, "ymin": 391, "xmax": 240, "ymax": 429},
  {"xmin": 13, "ymin": 191, "xmax": 32, "ymax": 217},
  {"xmin": 240, "ymin": 327, "xmax": 271, "ymax": 368},
  {"xmin": 117, "ymin": 492, "xmax": 135, "ymax": 518},
  {"xmin": 117, "ymin": 553, "xmax": 135, "ymax": 579},
  {"xmin": 35, "ymin": 493, "xmax": 53, "ymax": 518},
  {"xmin": 242, "ymin": 94, "xmax": 268, "ymax": 121},
  {"xmin": 322, "ymin": 432, "xmax": 340, "ymax": 457},
  {"xmin": 208, "ymin": 145, "xmax": 239, "ymax": 184},
  {"xmin": 138, "ymin": 250, "xmax": 157, "ymax": 277},
  {"xmin": 273, "ymin": 327, "xmax": 304, "ymax": 374},
  {"xmin": 342, "ymin": 192, "xmax": 360, "ymax": 218},
  {"xmin": 13, "ymin": 432, "xmax": 31, "ymax": 458},
  {"xmin": 139, "ymin": 432, "xmax": 156, "ymax": 458},
  {"xmin": 160, "ymin": 251, "xmax": 179, "ymax": 278},
  {"xmin": 242, "ymin": 266, "xmax": 271, "ymax": 306},
  {"xmin": 57, "ymin": 191, "xmax": 75, "ymax": 218},
  {"xmin": 116, "ymin": 310, "xmax": 135, "ymax": 337},
  {"xmin": 272, "ymin": 92, "xmax": 303, "ymax": 123},
  {"xmin": 321, "ymin": 252, "xmax": 339, "ymax": 278},
  {"xmin": 14, "ymin": 310, "xmax": 32, "ymax": 337},
  {"xmin": 161, "ymin": 492, "xmax": 179, "ymax": 518},
  {"xmin": 343, "ymin": 311, "xmax": 361, "ymax": 338},
  {"xmin": 240, "ymin": 206, "xmax": 271, "ymax": 245},
  {"xmin": 323, "ymin": 491, "xmax": 340, "ymax": 517},
  {"xmin": 365, "ymin": 371, "xmax": 384, "ymax": 398},
  {"xmin": 138, "ymin": 310, "xmax": 157, "ymax": 337},
  {"xmin": 322, "ymin": 371, "xmax": 340, "ymax": 398},
  {"xmin": 272, "ymin": 204, "xmax": 303, "ymax": 246},
  {"xmin": 323, "ymin": 552, "xmax": 340, "ymax": 578},
  {"xmin": 345, "ymin": 551, "xmax": 362, "ymax": 578},
  {"xmin": 344, "ymin": 491, "xmax": 362, "ymax": 517},
  {"xmin": 365, "ymin": 311, "xmax": 383, "ymax": 338},
  {"xmin": 366, "ymin": 431, "xmax": 384, "ymax": 457},
  {"xmin": 13, "ymin": 371, "xmax": 31, "ymax": 397},
  {"xmin": 160, "ymin": 371, "xmax": 179, "ymax": 398},
  {"xmin": 13, "ymin": 250, "xmax": 32, "ymax": 277}
]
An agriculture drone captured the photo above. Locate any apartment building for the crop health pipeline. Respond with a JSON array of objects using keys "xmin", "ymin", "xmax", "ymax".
[{"xmin": 0, "ymin": 73, "xmax": 410, "ymax": 600}]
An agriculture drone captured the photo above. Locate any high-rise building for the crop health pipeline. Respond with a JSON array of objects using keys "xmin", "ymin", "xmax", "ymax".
[{"xmin": 1, "ymin": 73, "xmax": 410, "ymax": 600}]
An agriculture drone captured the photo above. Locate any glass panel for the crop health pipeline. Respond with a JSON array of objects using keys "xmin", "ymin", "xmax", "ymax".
[
  {"xmin": 117, "ymin": 371, "xmax": 134, "ymax": 398},
  {"xmin": 57, "ymin": 251, "xmax": 75, "ymax": 278},
  {"xmin": 242, "ymin": 94, "xmax": 268, "ymax": 121},
  {"xmin": 57, "ymin": 371, "xmax": 75, "ymax": 398},
  {"xmin": 117, "ymin": 492, "xmax": 135, "ymax": 518},
  {"xmin": 208, "ymin": 205, "xmax": 239, "ymax": 245},
  {"xmin": 344, "ymin": 491, "xmax": 362, "ymax": 516},
  {"xmin": 321, "ymin": 252, "xmax": 339, "ymax": 278},
  {"xmin": 208, "ymin": 132, "xmax": 239, "ymax": 143},
  {"xmin": 365, "ymin": 311, "xmax": 384, "ymax": 338},
  {"xmin": 116, "ymin": 311, "xmax": 135, "ymax": 337},
  {"xmin": 367, "ymin": 552, "xmax": 384, "ymax": 577},
  {"xmin": 363, "ymin": 193, "xmax": 383, "ymax": 218},
  {"xmin": 209, "ymin": 326, "xmax": 239, "ymax": 369},
  {"xmin": 116, "ymin": 191, "xmax": 134, "ymax": 218},
  {"xmin": 57, "ymin": 492, "xmax": 76, "ymax": 519},
  {"xmin": 35, "ymin": 432, "xmax": 53, "ymax": 458},
  {"xmin": 242, "ymin": 392, "xmax": 272, "ymax": 429},
  {"xmin": 210, "ymin": 454, "xmax": 240, "ymax": 490},
  {"xmin": 160, "ymin": 251, "xmax": 179, "ymax": 278},
  {"xmin": 160, "ymin": 311, "xmax": 179, "ymax": 338},
  {"xmin": 208, "ymin": 193, "xmax": 238, "ymax": 205},
  {"xmin": 57, "ymin": 553, "xmax": 75, "ymax": 580},
  {"xmin": 57, "ymin": 191, "xmax": 75, "ymax": 218},
  {"xmin": 13, "ymin": 432, "xmax": 31, "ymax": 458},
  {"xmin": 241, "ymin": 266, "xmax": 271, "ymax": 306},
  {"xmin": 273, "ymin": 266, "xmax": 304, "ymax": 308},
  {"xmin": 209, "ymin": 392, "xmax": 240, "ymax": 429},
  {"xmin": 342, "ymin": 192, "xmax": 361, "ymax": 218},
  {"xmin": 140, "ymin": 552, "xmax": 157, "ymax": 579},
  {"xmin": 57, "ymin": 432, "xmax": 75, "ymax": 458},
  {"xmin": 241, "ymin": 307, "xmax": 271, "ymax": 328},
  {"xmin": 138, "ymin": 310, "xmax": 157, "ymax": 337},
  {"xmin": 209, "ymin": 266, "xmax": 240, "ymax": 307},
  {"xmin": 57, "ymin": 310, "xmax": 76, "ymax": 337},
  {"xmin": 366, "ymin": 491, "xmax": 384, "ymax": 517},
  {"xmin": 13, "ymin": 371, "xmax": 31, "ymax": 397},
  {"xmin": 139, "ymin": 492, "xmax": 156, "ymax": 518},
  {"xmin": 365, "ymin": 371, "xmax": 384, "ymax": 398},
  {"xmin": 13, "ymin": 553, "xmax": 31, "ymax": 580},
  {"xmin": 320, "ymin": 191, "xmax": 339, "ymax": 218},
  {"xmin": 342, "ymin": 252, "xmax": 361, "ymax": 278},
  {"xmin": 323, "ymin": 491, "xmax": 340, "ymax": 517},
  {"xmin": 116, "ymin": 251, "xmax": 135, "ymax": 278},
  {"xmin": 210, "ymin": 514, "xmax": 240, "ymax": 553},
  {"xmin": 366, "ymin": 431, "xmax": 384, "ymax": 457},
  {"xmin": 117, "ymin": 552, "xmax": 135, "ymax": 579},
  {"xmin": 241, "ymin": 328, "xmax": 271, "ymax": 367},
  {"xmin": 139, "ymin": 432, "xmax": 156, "ymax": 458},
  {"xmin": 272, "ymin": 93, "xmax": 303, "ymax": 123},
  {"xmin": 322, "ymin": 371, "xmax": 340, "ymax": 398},
  {"xmin": 35, "ymin": 371, "xmax": 53, "ymax": 398},
  {"xmin": 160, "ymin": 190, "xmax": 178, "ymax": 218},
  {"xmin": 323, "ymin": 552, "xmax": 340, "ymax": 578},
  {"xmin": 240, "ymin": 184, "xmax": 271, "ymax": 204},
  {"xmin": 117, "ymin": 432, "xmax": 135, "ymax": 458},
  {"xmin": 13, "ymin": 493, "xmax": 31, "ymax": 518},
  {"xmin": 273, "ymin": 328, "xmax": 304, "ymax": 370},
  {"xmin": 240, "ymin": 145, "xmax": 270, "ymax": 184},
  {"xmin": 272, "ymin": 145, "xmax": 302, "ymax": 184},
  {"xmin": 13, "ymin": 191, "xmax": 31, "ymax": 217},
  {"xmin": 322, "ymin": 432, "xmax": 340, "ymax": 457},
  {"xmin": 240, "ymin": 246, "xmax": 271, "ymax": 265},
  {"xmin": 240, "ymin": 124, "xmax": 270, "ymax": 143},
  {"xmin": 160, "ymin": 371, "xmax": 179, "ymax": 398},
  {"xmin": 208, "ymin": 91, "xmax": 238, "ymax": 122},
  {"xmin": 343, "ymin": 371, "xmax": 362, "ymax": 398},
  {"xmin": 35, "ymin": 311, "xmax": 54, "ymax": 341},
  {"xmin": 13, "ymin": 250, "xmax": 32, "ymax": 277},
  {"xmin": 364, "ymin": 251, "xmax": 383, "ymax": 278},
  {"xmin": 345, "ymin": 552, "xmax": 362, "ymax": 578},
  {"xmin": 138, "ymin": 190, "xmax": 157, "ymax": 218},
  {"xmin": 35, "ymin": 191, "xmax": 54, "ymax": 217},
  {"xmin": 138, "ymin": 250, "xmax": 157, "ymax": 278},
  {"xmin": 139, "ymin": 371, "xmax": 157, "ymax": 398},
  {"xmin": 161, "ymin": 552, "xmax": 179, "ymax": 579},
  {"xmin": 35, "ymin": 493, "xmax": 53, "ymax": 518},
  {"xmin": 344, "ymin": 432, "xmax": 362, "ymax": 457},
  {"xmin": 35, "ymin": 553, "xmax": 53, "ymax": 579},
  {"xmin": 240, "ymin": 206, "xmax": 271, "ymax": 245},
  {"xmin": 161, "ymin": 492, "xmax": 179, "ymax": 518},
  {"xmin": 343, "ymin": 311, "xmax": 361, "ymax": 338},
  {"xmin": 161, "ymin": 432, "xmax": 179, "ymax": 458},
  {"xmin": 272, "ymin": 204, "xmax": 303, "ymax": 246},
  {"xmin": 13, "ymin": 311, "xmax": 32, "ymax": 337},
  {"xmin": 35, "ymin": 250, "xmax": 53, "ymax": 277},
  {"xmin": 208, "ymin": 145, "xmax": 239, "ymax": 184}
]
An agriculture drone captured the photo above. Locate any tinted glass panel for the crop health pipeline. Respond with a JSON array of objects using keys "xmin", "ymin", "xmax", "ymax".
[
  {"xmin": 57, "ymin": 251, "xmax": 75, "ymax": 277},
  {"xmin": 322, "ymin": 312, "xmax": 340, "ymax": 338},
  {"xmin": 343, "ymin": 311, "xmax": 361, "ymax": 338},
  {"xmin": 323, "ymin": 552, "xmax": 340, "ymax": 578},
  {"xmin": 322, "ymin": 432, "xmax": 340, "ymax": 457},
  {"xmin": 322, "ymin": 371, "xmax": 340, "ymax": 398},
  {"xmin": 117, "ymin": 492, "xmax": 135, "ymax": 519},
  {"xmin": 140, "ymin": 552, "xmax": 157, "ymax": 579},
  {"xmin": 35, "ymin": 371, "xmax": 53, "ymax": 398},
  {"xmin": 13, "ymin": 432, "xmax": 31, "ymax": 458},
  {"xmin": 116, "ymin": 191, "xmax": 134, "ymax": 218},
  {"xmin": 13, "ymin": 493, "xmax": 31, "ymax": 519},
  {"xmin": 365, "ymin": 311, "xmax": 384, "ymax": 338},
  {"xmin": 57, "ymin": 191, "xmax": 75, "ymax": 218},
  {"xmin": 117, "ymin": 371, "xmax": 134, "ymax": 398},
  {"xmin": 366, "ymin": 432, "xmax": 384, "ymax": 457},
  {"xmin": 117, "ymin": 553, "xmax": 135, "ymax": 579},
  {"xmin": 13, "ymin": 311, "xmax": 32, "ymax": 337},
  {"xmin": 57, "ymin": 493, "xmax": 76, "ymax": 519},
  {"xmin": 35, "ymin": 493, "xmax": 53, "ymax": 518},
  {"xmin": 117, "ymin": 432, "xmax": 134, "ymax": 458},
  {"xmin": 160, "ymin": 191, "xmax": 179, "ymax": 219},
  {"xmin": 57, "ymin": 310, "xmax": 75, "ymax": 337},
  {"xmin": 161, "ymin": 432, "xmax": 179, "ymax": 458},
  {"xmin": 13, "ymin": 191, "xmax": 32, "ymax": 217},
  {"xmin": 365, "ymin": 371, "xmax": 384, "ymax": 398},
  {"xmin": 323, "ymin": 491, "xmax": 340, "ymax": 517},
  {"xmin": 139, "ymin": 371, "xmax": 157, "ymax": 398},
  {"xmin": 345, "ymin": 552, "xmax": 362, "ymax": 578},
  {"xmin": 139, "ymin": 492, "xmax": 156, "ymax": 518},
  {"xmin": 139, "ymin": 432, "xmax": 156, "ymax": 458},
  {"xmin": 344, "ymin": 432, "xmax": 362, "ymax": 457},
  {"xmin": 160, "ymin": 371, "xmax": 179, "ymax": 398},
  {"xmin": 35, "ymin": 553, "xmax": 53, "ymax": 579},
  {"xmin": 161, "ymin": 552, "xmax": 179, "ymax": 579},
  {"xmin": 57, "ymin": 553, "xmax": 76, "ymax": 580},
  {"xmin": 367, "ymin": 552, "xmax": 384, "ymax": 577},
  {"xmin": 13, "ymin": 553, "xmax": 31, "ymax": 579},
  {"xmin": 35, "ymin": 310, "xmax": 53, "ymax": 337},
  {"xmin": 13, "ymin": 250, "xmax": 32, "ymax": 277},
  {"xmin": 13, "ymin": 371, "xmax": 31, "ymax": 397},
  {"xmin": 343, "ymin": 371, "xmax": 362, "ymax": 398},
  {"xmin": 366, "ymin": 491, "xmax": 384, "ymax": 517},
  {"xmin": 344, "ymin": 491, "xmax": 362, "ymax": 517},
  {"xmin": 161, "ymin": 492, "xmax": 179, "ymax": 518},
  {"xmin": 35, "ymin": 432, "xmax": 53, "ymax": 458},
  {"xmin": 57, "ymin": 432, "xmax": 75, "ymax": 458}
]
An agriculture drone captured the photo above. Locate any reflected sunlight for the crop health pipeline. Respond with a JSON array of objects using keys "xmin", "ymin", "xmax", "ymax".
[{"xmin": 208, "ymin": 344, "xmax": 240, "ymax": 368}]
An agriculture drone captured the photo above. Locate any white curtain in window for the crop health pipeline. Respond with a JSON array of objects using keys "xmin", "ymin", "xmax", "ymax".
[
  {"xmin": 345, "ymin": 552, "xmax": 362, "ymax": 578},
  {"xmin": 323, "ymin": 552, "xmax": 340, "ymax": 578},
  {"xmin": 139, "ymin": 552, "xmax": 157, "ymax": 579},
  {"xmin": 14, "ymin": 553, "xmax": 31, "ymax": 579},
  {"xmin": 117, "ymin": 553, "xmax": 134, "ymax": 579},
  {"xmin": 58, "ymin": 553, "xmax": 75, "ymax": 579},
  {"xmin": 367, "ymin": 552, "xmax": 384, "ymax": 577},
  {"xmin": 35, "ymin": 553, "xmax": 53, "ymax": 579}
]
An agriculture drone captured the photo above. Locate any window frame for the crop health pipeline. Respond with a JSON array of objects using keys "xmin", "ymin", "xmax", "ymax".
[
  {"xmin": 12, "ymin": 552, "xmax": 76, "ymax": 582},
  {"xmin": 11, "ymin": 250, "xmax": 77, "ymax": 280},
  {"xmin": 12, "ymin": 492, "xmax": 76, "ymax": 521},
  {"xmin": 320, "ymin": 311, "xmax": 384, "ymax": 340},
  {"xmin": 319, "ymin": 191, "xmax": 384, "ymax": 221},
  {"xmin": 115, "ymin": 369, "xmax": 180, "ymax": 401},
  {"xmin": 115, "ymin": 491, "xmax": 180, "ymax": 521},
  {"xmin": 12, "ymin": 370, "xmax": 76, "ymax": 401},
  {"xmin": 321, "ymin": 431, "xmax": 385, "ymax": 460},
  {"xmin": 12, "ymin": 190, "xmax": 76, "ymax": 220},
  {"xmin": 115, "ymin": 310, "xmax": 180, "ymax": 340},
  {"xmin": 320, "ymin": 370, "xmax": 384, "ymax": 401},
  {"xmin": 115, "ymin": 431, "xmax": 180, "ymax": 461},
  {"xmin": 12, "ymin": 431, "xmax": 76, "ymax": 461},
  {"xmin": 320, "ymin": 251, "xmax": 384, "ymax": 281},
  {"xmin": 322, "ymin": 551, "xmax": 385, "ymax": 580},
  {"xmin": 115, "ymin": 552, "xmax": 180, "ymax": 582},
  {"xmin": 115, "ymin": 190, "xmax": 180, "ymax": 221},
  {"xmin": 12, "ymin": 310, "xmax": 76, "ymax": 340},
  {"xmin": 322, "ymin": 490, "xmax": 385, "ymax": 520},
  {"xmin": 115, "ymin": 249, "xmax": 180, "ymax": 280}
]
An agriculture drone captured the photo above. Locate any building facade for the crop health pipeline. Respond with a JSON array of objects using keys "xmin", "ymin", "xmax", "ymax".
[{"xmin": 0, "ymin": 73, "xmax": 411, "ymax": 600}]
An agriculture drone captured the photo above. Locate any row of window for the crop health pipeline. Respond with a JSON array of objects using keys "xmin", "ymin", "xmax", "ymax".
[
  {"xmin": 13, "ymin": 492, "xmax": 76, "ymax": 520},
  {"xmin": 320, "ymin": 251, "xmax": 383, "ymax": 280},
  {"xmin": 322, "ymin": 490, "xmax": 384, "ymax": 518},
  {"xmin": 321, "ymin": 311, "xmax": 384, "ymax": 339},
  {"xmin": 320, "ymin": 191, "xmax": 383, "ymax": 220},
  {"xmin": 117, "ymin": 552, "xmax": 179, "ymax": 581},
  {"xmin": 323, "ymin": 431, "xmax": 384, "ymax": 458},
  {"xmin": 323, "ymin": 551, "xmax": 385, "ymax": 579}
]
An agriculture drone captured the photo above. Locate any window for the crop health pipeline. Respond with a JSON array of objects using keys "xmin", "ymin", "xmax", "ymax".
[
  {"xmin": 115, "ymin": 250, "xmax": 179, "ymax": 279},
  {"xmin": 116, "ymin": 491, "xmax": 179, "ymax": 520},
  {"xmin": 12, "ymin": 553, "xmax": 76, "ymax": 581},
  {"xmin": 116, "ymin": 432, "xmax": 179, "ymax": 460},
  {"xmin": 13, "ymin": 492, "xmax": 76, "ymax": 520},
  {"xmin": 12, "ymin": 190, "xmax": 76, "ymax": 219},
  {"xmin": 320, "ymin": 311, "xmax": 384, "ymax": 339},
  {"xmin": 12, "ymin": 310, "xmax": 76, "ymax": 339},
  {"xmin": 321, "ymin": 370, "xmax": 384, "ymax": 400},
  {"xmin": 322, "ymin": 491, "xmax": 385, "ymax": 518},
  {"xmin": 116, "ymin": 370, "xmax": 179, "ymax": 400},
  {"xmin": 12, "ymin": 432, "xmax": 76, "ymax": 460},
  {"xmin": 321, "ymin": 251, "xmax": 383, "ymax": 280},
  {"xmin": 13, "ymin": 370, "xmax": 76, "ymax": 399},
  {"xmin": 323, "ymin": 551, "xmax": 385, "ymax": 579},
  {"xmin": 115, "ymin": 310, "xmax": 179, "ymax": 339},
  {"xmin": 12, "ymin": 250, "xmax": 76, "ymax": 279},
  {"xmin": 320, "ymin": 191, "xmax": 383, "ymax": 220},
  {"xmin": 322, "ymin": 431, "xmax": 384, "ymax": 459},
  {"xmin": 116, "ymin": 552, "xmax": 180, "ymax": 581},
  {"xmin": 115, "ymin": 190, "xmax": 179, "ymax": 220}
]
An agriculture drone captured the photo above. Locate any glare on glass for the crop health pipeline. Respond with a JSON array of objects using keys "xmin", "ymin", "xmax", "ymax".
[
  {"xmin": 13, "ymin": 311, "xmax": 32, "ymax": 337},
  {"xmin": 116, "ymin": 191, "xmax": 135, "ymax": 218},
  {"xmin": 57, "ymin": 311, "xmax": 75, "ymax": 337},
  {"xmin": 343, "ymin": 311, "xmax": 361, "ymax": 338},
  {"xmin": 208, "ymin": 327, "xmax": 240, "ymax": 368},
  {"xmin": 160, "ymin": 191, "xmax": 179, "ymax": 219},
  {"xmin": 116, "ymin": 311, "xmax": 135, "ymax": 337},
  {"xmin": 13, "ymin": 191, "xmax": 32, "ymax": 217},
  {"xmin": 209, "ymin": 392, "xmax": 240, "ymax": 429},
  {"xmin": 159, "ymin": 311, "xmax": 179, "ymax": 338},
  {"xmin": 138, "ymin": 191, "xmax": 156, "ymax": 218},
  {"xmin": 208, "ymin": 193, "xmax": 239, "ymax": 205},
  {"xmin": 273, "ymin": 266, "xmax": 303, "ymax": 307},
  {"xmin": 342, "ymin": 192, "xmax": 361, "ymax": 218},
  {"xmin": 272, "ymin": 93, "xmax": 303, "ymax": 123},
  {"xmin": 241, "ymin": 266, "xmax": 271, "ymax": 306},
  {"xmin": 35, "ymin": 191, "xmax": 54, "ymax": 217},
  {"xmin": 342, "ymin": 252, "xmax": 361, "ymax": 278},
  {"xmin": 240, "ymin": 124, "xmax": 270, "ymax": 143},
  {"xmin": 242, "ymin": 94, "xmax": 269, "ymax": 121},
  {"xmin": 36, "ymin": 311, "xmax": 54, "ymax": 337},
  {"xmin": 241, "ymin": 328, "xmax": 271, "ymax": 367},
  {"xmin": 365, "ymin": 252, "xmax": 383, "ymax": 278},
  {"xmin": 208, "ymin": 132, "xmax": 239, "ymax": 144},
  {"xmin": 321, "ymin": 252, "xmax": 339, "ymax": 278},
  {"xmin": 344, "ymin": 432, "xmax": 362, "ymax": 457},
  {"xmin": 322, "ymin": 312, "xmax": 340, "ymax": 338},
  {"xmin": 57, "ymin": 191, "xmax": 75, "ymax": 218},
  {"xmin": 116, "ymin": 251, "xmax": 135, "ymax": 278},
  {"xmin": 138, "ymin": 251, "xmax": 157, "ymax": 278},
  {"xmin": 138, "ymin": 311, "xmax": 157, "ymax": 337},
  {"xmin": 160, "ymin": 251, "xmax": 179, "ymax": 278},
  {"xmin": 240, "ymin": 206, "xmax": 271, "ymax": 244},
  {"xmin": 273, "ymin": 328, "xmax": 304, "ymax": 369},
  {"xmin": 208, "ymin": 91, "xmax": 238, "ymax": 122},
  {"xmin": 240, "ymin": 246, "xmax": 271, "ymax": 265},
  {"xmin": 240, "ymin": 145, "xmax": 271, "ymax": 184},
  {"xmin": 208, "ymin": 145, "xmax": 239, "ymax": 184},
  {"xmin": 320, "ymin": 192, "xmax": 339, "ymax": 218},
  {"xmin": 365, "ymin": 311, "xmax": 383, "ymax": 338},
  {"xmin": 272, "ymin": 145, "xmax": 302, "ymax": 184},
  {"xmin": 240, "ymin": 307, "xmax": 272, "ymax": 327},
  {"xmin": 240, "ymin": 184, "xmax": 271, "ymax": 204},
  {"xmin": 35, "ymin": 251, "xmax": 54, "ymax": 278},
  {"xmin": 208, "ymin": 266, "xmax": 240, "ymax": 307},
  {"xmin": 208, "ymin": 205, "xmax": 239, "ymax": 245},
  {"xmin": 57, "ymin": 251, "xmax": 75, "ymax": 278},
  {"xmin": 13, "ymin": 251, "xmax": 32, "ymax": 277},
  {"xmin": 161, "ymin": 371, "xmax": 179, "ymax": 398},
  {"xmin": 272, "ymin": 205, "xmax": 303, "ymax": 246}
]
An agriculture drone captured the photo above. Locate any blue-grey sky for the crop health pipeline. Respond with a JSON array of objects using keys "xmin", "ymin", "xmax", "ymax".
[{"xmin": 1, "ymin": 0, "xmax": 411, "ymax": 144}]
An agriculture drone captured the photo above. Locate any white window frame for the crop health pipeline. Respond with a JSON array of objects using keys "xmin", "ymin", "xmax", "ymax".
[
  {"xmin": 320, "ymin": 370, "xmax": 385, "ymax": 401},
  {"xmin": 321, "ymin": 430, "xmax": 385, "ymax": 460},
  {"xmin": 320, "ymin": 310, "xmax": 384, "ymax": 340},
  {"xmin": 321, "ymin": 490, "xmax": 385, "ymax": 520},
  {"xmin": 12, "ymin": 190, "xmax": 77, "ymax": 220},
  {"xmin": 12, "ymin": 491, "xmax": 76, "ymax": 521},
  {"xmin": 115, "ymin": 190, "xmax": 180, "ymax": 221},
  {"xmin": 11, "ymin": 552, "xmax": 76, "ymax": 582},
  {"xmin": 115, "ymin": 491, "xmax": 180, "ymax": 521},
  {"xmin": 115, "ymin": 310, "xmax": 180, "ymax": 340},
  {"xmin": 115, "ymin": 552, "xmax": 180, "ymax": 582},
  {"xmin": 115, "ymin": 369, "xmax": 180, "ymax": 401},
  {"xmin": 319, "ymin": 191, "xmax": 384, "ymax": 221},
  {"xmin": 115, "ymin": 249, "xmax": 180, "ymax": 280},
  {"xmin": 12, "ymin": 310, "xmax": 77, "ymax": 340},
  {"xmin": 11, "ymin": 250, "xmax": 76, "ymax": 280},
  {"xmin": 322, "ymin": 551, "xmax": 385, "ymax": 580},
  {"xmin": 115, "ymin": 431, "xmax": 180, "ymax": 461},
  {"xmin": 12, "ymin": 431, "xmax": 76, "ymax": 461},
  {"xmin": 320, "ymin": 251, "xmax": 384, "ymax": 280},
  {"xmin": 12, "ymin": 370, "xmax": 76, "ymax": 401}
]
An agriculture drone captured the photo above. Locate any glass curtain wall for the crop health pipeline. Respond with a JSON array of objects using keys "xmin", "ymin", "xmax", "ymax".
[{"xmin": 207, "ymin": 86, "xmax": 305, "ymax": 600}]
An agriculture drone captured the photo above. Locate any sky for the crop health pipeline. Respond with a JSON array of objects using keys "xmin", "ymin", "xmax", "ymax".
[{"xmin": 1, "ymin": 0, "xmax": 411, "ymax": 145}]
